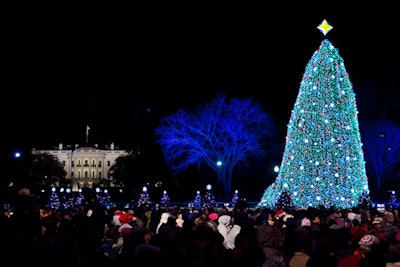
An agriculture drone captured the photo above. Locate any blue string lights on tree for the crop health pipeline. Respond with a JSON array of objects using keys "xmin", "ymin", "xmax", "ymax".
[
  {"xmin": 257, "ymin": 19, "xmax": 370, "ymax": 209},
  {"xmin": 160, "ymin": 190, "xmax": 170, "ymax": 207},
  {"xmin": 358, "ymin": 191, "xmax": 371, "ymax": 208},
  {"xmin": 138, "ymin": 186, "xmax": 150, "ymax": 207},
  {"xmin": 389, "ymin": 190, "xmax": 397, "ymax": 208},
  {"xmin": 203, "ymin": 184, "xmax": 216, "ymax": 209},
  {"xmin": 193, "ymin": 190, "xmax": 203, "ymax": 209},
  {"xmin": 95, "ymin": 187, "xmax": 113, "ymax": 206},
  {"xmin": 102, "ymin": 189, "xmax": 112, "ymax": 206},
  {"xmin": 48, "ymin": 187, "xmax": 60, "ymax": 209},
  {"xmin": 232, "ymin": 189, "xmax": 239, "ymax": 205},
  {"xmin": 74, "ymin": 188, "xmax": 85, "ymax": 206},
  {"xmin": 275, "ymin": 191, "xmax": 294, "ymax": 210},
  {"xmin": 95, "ymin": 187, "xmax": 104, "ymax": 204},
  {"xmin": 62, "ymin": 188, "xmax": 75, "ymax": 209}
]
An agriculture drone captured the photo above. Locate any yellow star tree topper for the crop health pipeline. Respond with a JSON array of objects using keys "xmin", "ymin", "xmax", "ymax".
[{"xmin": 318, "ymin": 19, "xmax": 333, "ymax": 35}]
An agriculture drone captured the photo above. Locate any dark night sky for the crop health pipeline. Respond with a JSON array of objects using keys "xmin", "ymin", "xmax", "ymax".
[{"xmin": 3, "ymin": 4, "xmax": 399, "ymax": 164}]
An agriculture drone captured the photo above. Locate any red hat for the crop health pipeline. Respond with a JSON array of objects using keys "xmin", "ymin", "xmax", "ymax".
[
  {"xmin": 275, "ymin": 209, "xmax": 285, "ymax": 218},
  {"xmin": 114, "ymin": 210, "xmax": 123, "ymax": 216},
  {"xmin": 119, "ymin": 213, "xmax": 133, "ymax": 224},
  {"xmin": 208, "ymin": 213, "xmax": 218, "ymax": 221}
]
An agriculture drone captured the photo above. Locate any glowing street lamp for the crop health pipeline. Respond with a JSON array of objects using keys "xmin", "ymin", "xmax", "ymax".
[{"xmin": 274, "ymin": 165, "xmax": 280, "ymax": 173}]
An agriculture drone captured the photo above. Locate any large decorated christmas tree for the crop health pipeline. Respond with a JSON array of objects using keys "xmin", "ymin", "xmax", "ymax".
[{"xmin": 257, "ymin": 20, "xmax": 370, "ymax": 209}]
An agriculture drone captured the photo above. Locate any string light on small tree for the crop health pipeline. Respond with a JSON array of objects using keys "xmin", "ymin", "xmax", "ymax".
[
  {"xmin": 275, "ymin": 191, "xmax": 293, "ymax": 210},
  {"xmin": 48, "ymin": 187, "xmax": 60, "ymax": 209},
  {"xmin": 103, "ymin": 189, "xmax": 112, "ymax": 205},
  {"xmin": 389, "ymin": 190, "xmax": 397, "ymax": 208},
  {"xmin": 232, "ymin": 189, "xmax": 239, "ymax": 204},
  {"xmin": 63, "ymin": 187, "xmax": 74, "ymax": 209},
  {"xmin": 138, "ymin": 186, "xmax": 150, "ymax": 207},
  {"xmin": 193, "ymin": 190, "xmax": 203, "ymax": 209},
  {"xmin": 75, "ymin": 188, "xmax": 85, "ymax": 206},
  {"xmin": 203, "ymin": 184, "xmax": 216, "ymax": 209},
  {"xmin": 160, "ymin": 190, "xmax": 170, "ymax": 207},
  {"xmin": 358, "ymin": 191, "xmax": 371, "ymax": 208}
]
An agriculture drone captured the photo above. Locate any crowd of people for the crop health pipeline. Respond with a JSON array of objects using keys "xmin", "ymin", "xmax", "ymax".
[{"xmin": 1, "ymin": 187, "xmax": 400, "ymax": 267}]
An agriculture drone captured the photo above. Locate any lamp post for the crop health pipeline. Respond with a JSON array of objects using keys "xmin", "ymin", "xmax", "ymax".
[
  {"xmin": 216, "ymin": 160, "xmax": 222, "ymax": 199},
  {"xmin": 274, "ymin": 165, "xmax": 280, "ymax": 173},
  {"xmin": 379, "ymin": 131, "xmax": 389, "ymax": 202},
  {"xmin": 12, "ymin": 150, "xmax": 27, "ymax": 188}
]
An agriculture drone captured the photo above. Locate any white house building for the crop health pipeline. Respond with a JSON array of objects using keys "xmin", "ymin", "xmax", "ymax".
[{"xmin": 31, "ymin": 142, "xmax": 128, "ymax": 191}]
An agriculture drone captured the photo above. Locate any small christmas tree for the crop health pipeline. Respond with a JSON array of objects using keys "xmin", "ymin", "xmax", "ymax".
[
  {"xmin": 138, "ymin": 186, "xmax": 150, "ymax": 207},
  {"xmin": 389, "ymin": 190, "xmax": 397, "ymax": 208},
  {"xmin": 232, "ymin": 189, "xmax": 239, "ymax": 205},
  {"xmin": 275, "ymin": 191, "xmax": 294, "ymax": 210},
  {"xmin": 160, "ymin": 190, "xmax": 170, "ymax": 206},
  {"xmin": 203, "ymin": 184, "xmax": 216, "ymax": 209},
  {"xmin": 75, "ymin": 188, "xmax": 85, "ymax": 206},
  {"xmin": 62, "ymin": 187, "xmax": 75, "ymax": 209},
  {"xmin": 358, "ymin": 191, "xmax": 371, "ymax": 208},
  {"xmin": 193, "ymin": 190, "xmax": 203, "ymax": 209},
  {"xmin": 48, "ymin": 187, "xmax": 60, "ymax": 209},
  {"xmin": 102, "ymin": 189, "xmax": 112, "ymax": 205},
  {"xmin": 94, "ymin": 187, "xmax": 103, "ymax": 204}
]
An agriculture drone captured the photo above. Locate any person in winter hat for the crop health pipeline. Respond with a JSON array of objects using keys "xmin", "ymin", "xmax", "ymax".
[
  {"xmin": 217, "ymin": 214, "xmax": 241, "ymax": 250},
  {"xmin": 300, "ymin": 217, "xmax": 311, "ymax": 227},
  {"xmin": 382, "ymin": 211, "xmax": 399, "ymax": 240},
  {"xmin": 175, "ymin": 212, "xmax": 184, "ymax": 228},
  {"xmin": 358, "ymin": 234, "xmax": 379, "ymax": 252},
  {"xmin": 118, "ymin": 213, "xmax": 133, "ymax": 233},
  {"xmin": 156, "ymin": 212, "xmax": 170, "ymax": 234},
  {"xmin": 217, "ymin": 215, "xmax": 231, "ymax": 245},
  {"xmin": 112, "ymin": 210, "xmax": 123, "ymax": 226},
  {"xmin": 176, "ymin": 217, "xmax": 184, "ymax": 228},
  {"xmin": 358, "ymin": 234, "xmax": 386, "ymax": 267},
  {"xmin": 208, "ymin": 212, "xmax": 218, "ymax": 222},
  {"xmin": 256, "ymin": 216, "xmax": 282, "ymax": 249}
]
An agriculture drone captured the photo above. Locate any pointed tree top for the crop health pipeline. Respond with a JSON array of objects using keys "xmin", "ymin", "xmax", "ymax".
[{"xmin": 318, "ymin": 19, "xmax": 333, "ymax": 36}]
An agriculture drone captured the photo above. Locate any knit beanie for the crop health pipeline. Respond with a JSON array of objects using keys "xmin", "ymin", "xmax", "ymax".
[{"xmin": 359, "ymin": 234, "xmax": 379, "ymax": 251}]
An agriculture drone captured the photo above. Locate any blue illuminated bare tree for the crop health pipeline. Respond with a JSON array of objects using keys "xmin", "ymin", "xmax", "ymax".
[
  {"xmin": 155, "ymin": 93, "xmax": 277, "ymax": 199},
  {"xmin": 361, "ymin": 119, "xmax": 400, "ymax": 200}
]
